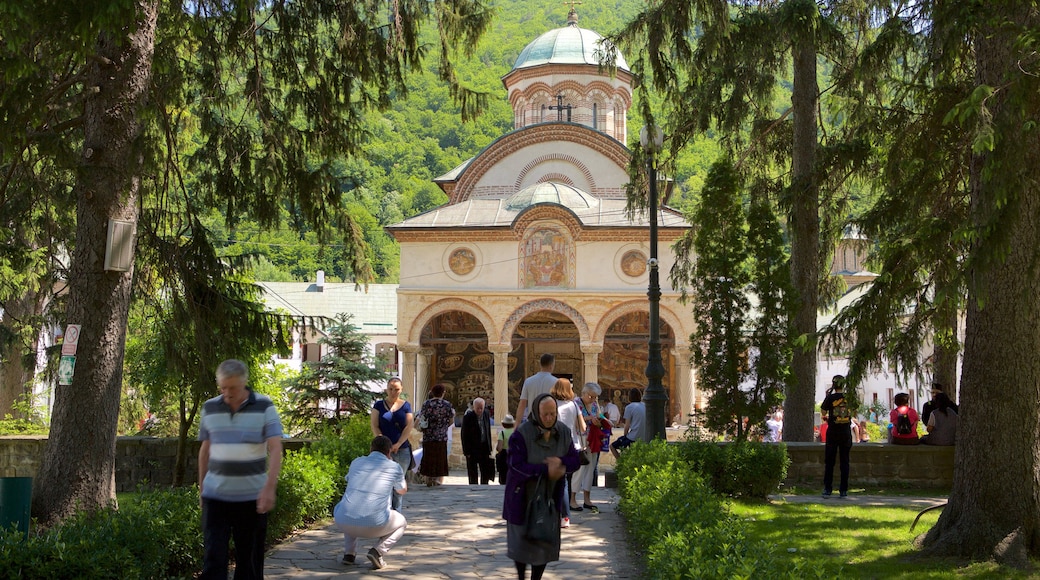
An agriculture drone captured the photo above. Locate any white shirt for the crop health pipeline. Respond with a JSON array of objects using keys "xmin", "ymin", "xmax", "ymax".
[{"xmin": 556, "ymin": 398, "xmax": 583, "ymax": 450}]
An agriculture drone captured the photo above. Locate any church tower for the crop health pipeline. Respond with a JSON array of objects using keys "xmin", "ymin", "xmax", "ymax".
[{"xmin": 502, "ymin": 8, "xmax": 632, "ymax": 143}]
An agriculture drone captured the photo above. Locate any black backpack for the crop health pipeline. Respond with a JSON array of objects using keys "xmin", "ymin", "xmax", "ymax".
[{"xmin": 896, "ymin": 409, "xmax": 913, "ymax": 435}]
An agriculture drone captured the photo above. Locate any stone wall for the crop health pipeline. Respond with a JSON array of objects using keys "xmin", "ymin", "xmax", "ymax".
[
  {"xmin": 0, "ymin": 436, "xmax": 311, "ymax": 492},
  {"xmin": 2, "ymin": 434, "xmax": 954, "ymax": 493},
  {"xmin": 783, "ymin": 442, "xmax": 954, "ymax": 488}
]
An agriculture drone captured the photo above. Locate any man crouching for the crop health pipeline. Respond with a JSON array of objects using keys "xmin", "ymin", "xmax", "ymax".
[{"xmin": 334, "ymin": 435, "xmax": 408, "ymax": 569}]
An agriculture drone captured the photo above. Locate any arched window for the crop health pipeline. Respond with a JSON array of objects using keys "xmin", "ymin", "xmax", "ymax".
[{"xmin": 593, "ymin": 103, "xmax": 598, "ymax": 129}]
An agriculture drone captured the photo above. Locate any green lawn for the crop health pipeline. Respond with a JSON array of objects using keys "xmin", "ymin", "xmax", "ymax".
[{"xmin": 729, "ymin": 500, "xmax": 1033, "ymax": 579}]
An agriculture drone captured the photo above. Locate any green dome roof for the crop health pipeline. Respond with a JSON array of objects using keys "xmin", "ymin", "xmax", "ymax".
[
  {"xmin": 505, "ymin": 182, "xmax": 600, "ymax": 211},
  {"xmin": 512, "ymin": 16, "xmax": 629, "ymax": 72}
]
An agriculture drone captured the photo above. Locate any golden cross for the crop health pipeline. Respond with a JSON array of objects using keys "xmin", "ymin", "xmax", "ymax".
[{"xmin": 563, "ymin": 0, "xmax": 582, "ymax": 12}]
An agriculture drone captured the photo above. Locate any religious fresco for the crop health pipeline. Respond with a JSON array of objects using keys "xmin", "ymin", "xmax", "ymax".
[
  {"xmin": 423, "ymin": 311, "xmax": 524, "ymax": 418},
  {"xmin": 520, "ymin": 225, "xmax": 574, "ymax": 288},
  {"xmin": 620, "ymin": 250, "xmax": 647, "ymax": 277},
  {"xmin": 597, "ymin": 311, "xmax": 676, "ymax": 420},
  {"xmin": 448, "ymin": 247, "xmax": 476, "ymax": 276}
]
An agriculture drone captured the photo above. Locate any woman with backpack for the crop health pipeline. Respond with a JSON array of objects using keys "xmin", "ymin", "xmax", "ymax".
[{"xmin": 888, "ymin": 392, "xmax": 921, "ymax": 445}]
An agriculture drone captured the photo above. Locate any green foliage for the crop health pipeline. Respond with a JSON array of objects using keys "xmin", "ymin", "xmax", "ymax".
[
  {"xmin": 0, "ymin": 487, "xmax": 201, "ymax": 579},
  {"xmin": 282, "ymin": 314, "xmax": 388, "ymax": 437},
  {"xmin": 307, "ymin": 413, "xmax": 375, "ymax": 476},
  {"xmin": 267, "ymin": 449, "xmax": 340, "ymax": 541},
  {"xmin": 0, "ymin": 396, "xmax": 48, "ymax": 435},
  {"xmin": 616, "ymin": 440, "xmax": 822, "ymax": 579},
  {"xmin": 673, "ymin": 158, "xmax": 788, "ymax": 441},
  {"xmin": 676, "ymin": 439, "xmax": 790, "ymax": 499}
]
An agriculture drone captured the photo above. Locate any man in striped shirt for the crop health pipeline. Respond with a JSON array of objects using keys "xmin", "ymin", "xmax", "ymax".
[{"xmin": 199, "ymin": 359, "xmax": 283, "ymax": 580}]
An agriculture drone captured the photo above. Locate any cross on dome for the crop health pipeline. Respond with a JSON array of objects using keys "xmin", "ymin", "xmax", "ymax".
[{"xmin": 564, "ymin": 0, "xmax": 581, "ymax": 25}]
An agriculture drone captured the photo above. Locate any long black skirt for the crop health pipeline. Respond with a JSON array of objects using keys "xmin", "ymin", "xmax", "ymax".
[{"xmin": 419, "ymin": 440, "xmax": 449, "ymax": 477}]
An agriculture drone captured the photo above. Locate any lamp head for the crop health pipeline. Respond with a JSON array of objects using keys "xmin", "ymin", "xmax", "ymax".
[{"xmin": 639, "ymin": 125, "xmax": 664, "ymax": 153}]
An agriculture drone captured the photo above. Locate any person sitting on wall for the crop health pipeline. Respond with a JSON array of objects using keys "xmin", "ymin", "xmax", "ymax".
[{"xmin": 889, "ymin": 392, "xmax": 921, "ymax": 445}]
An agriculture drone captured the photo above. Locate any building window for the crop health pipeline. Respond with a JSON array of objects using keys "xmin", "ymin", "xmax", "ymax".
[
  {"xmin": 592, "ymin": 103, "xmax": 598, "ymax": 129},
  {"xmin": 376, "ymin": 343, "xmax": 399, "ymax": 373}
]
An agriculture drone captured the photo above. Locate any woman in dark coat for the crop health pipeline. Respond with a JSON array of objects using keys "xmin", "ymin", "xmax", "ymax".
[
  {"xmin": 418, "ymin": 383, "xmax": 455, "ymax": 486},
  {"xmin": 502, "ymin": 393, "xmax": 580, "ymax": 580}
]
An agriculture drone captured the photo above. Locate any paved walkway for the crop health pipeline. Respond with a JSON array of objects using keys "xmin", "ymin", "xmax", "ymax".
[
  {"xmin": 770, "ymin": 493, "xmax": 948, "ymax": 509},
  {"xmin": 265, "ymin": 472, "xmax": 642, "ymax": 579}
]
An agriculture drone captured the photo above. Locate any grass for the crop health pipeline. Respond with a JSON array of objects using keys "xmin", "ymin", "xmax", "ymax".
[{"xmin": 729, "ymin": 500, "xmax": 1035, "ymax": 579}]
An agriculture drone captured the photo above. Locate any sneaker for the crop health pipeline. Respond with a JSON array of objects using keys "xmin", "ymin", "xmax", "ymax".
[
  {"xmin": 341, "ymin": 554, "xmax": 355, "ymax": 565},
  {"xmin": 561, "ymin": 517, "xmax": 570, "ymax": 528},
  {"xmin": 367, "ymin": 548, "xmax": 385, "ymax": 570},
  {"xmin": 838, "ymin": 493, "xmax": 848, "ymax": 499},
  {"xmin": 822, "ymin": 491, "xmax": 832, "ymax": 498}
]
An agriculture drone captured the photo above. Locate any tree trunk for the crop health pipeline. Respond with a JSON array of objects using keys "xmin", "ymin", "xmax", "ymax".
[
  {"xmin": 920, "ymin": 3, "xmax": 1040, "ymax": 565},
  {"xmin": 931, "ymin": 297, "xmax": 959, "ymax": 400},
  {"xmin": 784, "ymin": 34, "xmax": 820, "ymax": 442},
  {"xmin": 0, "ymin": 288, "xmax": 48, "ymax": 418},
  {"xmin": 31, "ymin": 1, "xmax": 159, "ymax": 526}
]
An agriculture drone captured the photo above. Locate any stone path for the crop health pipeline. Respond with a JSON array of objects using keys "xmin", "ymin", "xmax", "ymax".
[
  {"xmin": 770, "ymin": 493, "xmax": 948, "ymax": 509},
  {"xmin": 265, "ymin": 472, "xmax": 642, "ymax": 579}
]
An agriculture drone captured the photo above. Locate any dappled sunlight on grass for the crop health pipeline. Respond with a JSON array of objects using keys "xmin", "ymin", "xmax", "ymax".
[{"xmin": 729, "ymin": 501, "xmax": 1035, "ymax": 578}]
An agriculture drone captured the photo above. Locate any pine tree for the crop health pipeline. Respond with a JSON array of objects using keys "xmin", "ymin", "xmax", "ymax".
[{"xmin": 283, "ymin": 314, "xmax": 389, "ymax": 437}]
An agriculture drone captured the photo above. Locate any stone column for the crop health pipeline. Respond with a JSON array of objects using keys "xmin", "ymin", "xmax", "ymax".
[
  {"xmin": 672, "ymin": 345, "xmax": 693, "ymax": 426},
  {"xmin": 580, "ymin": 343, "xmax": 604, "ymax": 386},
  {"xmin": 489, "ymin": 344, "xmax": 513, "ymax": 425},
  {"xmin": 399, "ymin": 345, "xmax": 419, "ymax": 404},
  {"xmin": 417, "ymin": 347, "xmax": 435, "ymax": 405}
]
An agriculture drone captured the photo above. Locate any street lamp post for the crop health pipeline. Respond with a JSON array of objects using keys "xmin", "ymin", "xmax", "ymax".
[{"xmin": 640, "ymin": 125, "xmax": 668, "ymax": 442}]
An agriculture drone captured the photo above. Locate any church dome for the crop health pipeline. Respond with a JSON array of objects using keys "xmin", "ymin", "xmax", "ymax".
[
  {"xmin": 512, "ymin": 12, "xmax": 629, "ymax": 72},
  {"xmin": 505, "ymin": 182, "xmax": 600, "ymax": 211}
]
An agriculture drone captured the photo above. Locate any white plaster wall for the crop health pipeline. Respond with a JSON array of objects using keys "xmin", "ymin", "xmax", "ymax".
[
  {"xmin": 400, "ymin": 241, "xmax": 521, "ymax": 290},
  {"xmin": 473, "ymin": 141, "xmax": 629, "ymax": 193},
  {"xmin": 574, "ymin": 240, "xmax": 681, "ymax": 293}
]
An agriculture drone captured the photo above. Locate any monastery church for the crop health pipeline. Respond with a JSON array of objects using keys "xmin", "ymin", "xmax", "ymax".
[{"xmin": 385, "ymin": 9, "xmax": 697, "ymax": 425}]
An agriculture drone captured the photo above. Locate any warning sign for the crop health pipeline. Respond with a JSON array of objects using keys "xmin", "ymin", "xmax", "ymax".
[{"xmin": 61, "ymin": 324, "xmax": 81, "ymax": 356}]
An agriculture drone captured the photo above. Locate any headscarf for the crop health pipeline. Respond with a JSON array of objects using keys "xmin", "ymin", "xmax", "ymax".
[{"xmin": 529, "ymin": 392, "xmax": 559, "ymax": 436}]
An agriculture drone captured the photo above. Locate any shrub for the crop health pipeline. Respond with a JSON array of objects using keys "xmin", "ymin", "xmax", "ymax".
[
  {"xmin": 677, "ymin": 439, "xmax": 789, "ymax": 499},
  {"xmin": 308, "ymin": 413, "xmax": 373, "ymax": 474},
  {"xmin": 0, "ymin": 487, "xmax": 200, "ymax": 579},
  {"xmin": 268, "ymin": 449, "xmax": 340, "ymax": 541},
  {"xmin": 617, "ymin": 441, "xmax": 832, "ymax": 580}
]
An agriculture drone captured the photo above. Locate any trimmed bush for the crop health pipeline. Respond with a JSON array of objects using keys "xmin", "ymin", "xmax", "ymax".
[
  {"xmin": 0, "ymin": 487, "xmax": 200, "ymax": 579},
  {"xmin": 267, "ymin": 448, "xmax": 340, "ymax": 541},
  {"xmin": 616, "ymin": 441, "xmax": 830, "ymax": 579},
  {"xmin": 677, "ymin": 439, "xmax": 789, "ymax": 499}
]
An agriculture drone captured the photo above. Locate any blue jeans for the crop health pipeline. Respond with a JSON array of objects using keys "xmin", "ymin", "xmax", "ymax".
[
  {"xmin": 390, "ymin": 445, "xmax": 412, "ymax": 511},
  {"xmin": 201, "ymin": 498, "xmax": 267, "ymax": 580}
]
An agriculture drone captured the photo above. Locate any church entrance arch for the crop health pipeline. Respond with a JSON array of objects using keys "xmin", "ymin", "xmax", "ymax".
[
  {"xmin": 506, "ymin": 309, "xmax": 582, "ymax": 415},
  {"xmin": 597, "ymin": 310, "xmax": 677, "ymax": 422},
  {"xmin": 418, "ymin": 310, "xmax": 498, "ymax": 418}
]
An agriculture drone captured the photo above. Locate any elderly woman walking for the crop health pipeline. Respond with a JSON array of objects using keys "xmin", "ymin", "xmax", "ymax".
[
  {"xmin": 502, "ymin": 393, "xmax": 580, "ymax": 580},
  {"xmin": 417, "ymin": 384, "xmax": 455, "ymax": 486}
]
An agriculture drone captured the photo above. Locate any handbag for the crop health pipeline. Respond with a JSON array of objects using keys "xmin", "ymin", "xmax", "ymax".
[
  {"xmin": 416, "ymin": 412, "xmax": 428, "ymax": 431},
  {"xmin": 523, "ymin": 476, "xmax": 559, "ymax": 544},
  {"xmin": 579, "ymin": 449, "xmax": 591, "ymax": 466}
]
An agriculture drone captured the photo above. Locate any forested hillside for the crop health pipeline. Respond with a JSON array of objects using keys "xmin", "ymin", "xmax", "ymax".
[{"xmin": 215, "ymin": 0, "xmax": 721, "ymax": 284}]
